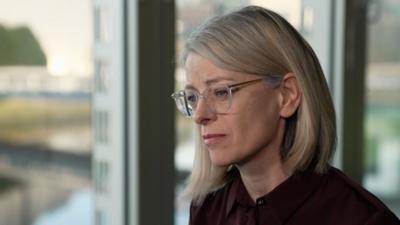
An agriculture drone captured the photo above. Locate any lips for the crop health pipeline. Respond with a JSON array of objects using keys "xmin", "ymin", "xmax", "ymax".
[{"xmin": 202, "ymin": 133, "xmax": 226, "ymax": 145}]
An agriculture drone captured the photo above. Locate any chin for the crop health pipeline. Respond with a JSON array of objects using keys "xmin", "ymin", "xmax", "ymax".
[
  {"xmin": 210, "ymin": 161, "xmax": 232, "ymax": 167},
  {"xmin": 209, "ymin": 153, "xmax": 235, "ymax": 167}
]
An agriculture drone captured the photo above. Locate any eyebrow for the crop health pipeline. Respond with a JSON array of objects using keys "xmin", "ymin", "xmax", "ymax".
[{"xmin": 184, "ymin": 77, "xmax": 236, "ymax": 90}]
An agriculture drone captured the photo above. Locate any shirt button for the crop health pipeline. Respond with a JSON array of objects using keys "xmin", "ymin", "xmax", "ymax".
[{"xmin": 256, "ymin": 199, "xmax": 265, "ymax": 206}]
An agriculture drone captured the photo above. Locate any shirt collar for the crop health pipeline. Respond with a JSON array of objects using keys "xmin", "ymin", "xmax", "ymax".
[
  {"xmin": 225, "ymin": 173, "xmax": 254, "ymax": 216},
  {"xmin": 225, "ymin": 167, "xmax": 328, "ymax": 223}
]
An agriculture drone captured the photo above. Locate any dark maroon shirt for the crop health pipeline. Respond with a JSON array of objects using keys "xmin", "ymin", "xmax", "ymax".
[{"xmin": 189, "ymin": 167, "xmax": 400, "ymax": 225}]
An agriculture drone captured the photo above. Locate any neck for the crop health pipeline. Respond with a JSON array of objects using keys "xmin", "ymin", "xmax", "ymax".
[
  {"xmin": 238, "ymin": 157, "xmax": 288, "ymax": 202},
  {"xmin": 236, "ymin": 119, "xmax": 289, "ymax": 202}
]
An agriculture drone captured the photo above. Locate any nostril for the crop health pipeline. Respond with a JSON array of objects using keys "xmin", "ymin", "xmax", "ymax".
[{"xmin": 200, "ymin": 118, "xmax": 210, "ymax": 125}]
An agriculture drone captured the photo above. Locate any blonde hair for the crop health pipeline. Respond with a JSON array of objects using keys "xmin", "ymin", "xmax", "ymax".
[{"xmin": 182, "ymin": 6, "xmax": 336, "ymax": 204}]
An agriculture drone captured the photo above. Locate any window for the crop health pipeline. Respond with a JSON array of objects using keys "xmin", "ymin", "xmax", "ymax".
[
  {"xmin": 0, "ymin": 1, "xmax": 94, "ymax": 224},
  {"xmin": 363, "ymin": 0, "xmax": 400, "ymax": 216}
]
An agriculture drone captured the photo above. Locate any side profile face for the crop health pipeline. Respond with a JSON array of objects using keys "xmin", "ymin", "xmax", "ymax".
[{"xmin": 185, "ymin": 52, "xmax": 286, "ymax": 167}]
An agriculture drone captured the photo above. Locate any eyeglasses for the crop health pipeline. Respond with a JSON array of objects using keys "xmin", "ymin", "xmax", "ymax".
[{"xmin": 171, "ymin": 78, "xmax": 267, "ymax": 117}]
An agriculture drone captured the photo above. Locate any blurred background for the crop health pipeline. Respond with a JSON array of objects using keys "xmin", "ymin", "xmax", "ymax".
[{"xmin": 0, "ymin": 0, "xmax": 398, "ymax": 225}]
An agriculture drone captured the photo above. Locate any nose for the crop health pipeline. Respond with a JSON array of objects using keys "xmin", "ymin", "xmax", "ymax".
[{"xmin": 193, "ymin": 98, "xmax": 216, "ymax": 125}]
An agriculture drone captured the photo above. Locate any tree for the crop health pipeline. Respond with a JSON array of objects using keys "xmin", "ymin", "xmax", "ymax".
[{"xmin": 0, "ymin": 25, "xmax": 46, "ymax": 66}]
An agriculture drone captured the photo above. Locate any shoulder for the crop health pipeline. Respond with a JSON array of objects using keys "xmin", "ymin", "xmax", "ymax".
[
  {"xmin": 310, "ymin": 167, "xmax": 399, "ymax": 224},
  {"xmin": 326, "ymin": 167, "xmax": 391, "ymax": 210},
  {"xmin": 364, "ymin": 210, "xmax": 400, "ymax": 225}
]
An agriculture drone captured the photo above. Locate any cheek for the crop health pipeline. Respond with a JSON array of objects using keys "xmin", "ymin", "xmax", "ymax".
[{"xmin": 230, "ymin": 96, "xmax": 281, "ymax": 149}]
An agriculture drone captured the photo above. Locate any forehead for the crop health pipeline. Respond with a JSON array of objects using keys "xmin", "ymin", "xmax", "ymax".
[{"xmin": 184, "ymin": 53, "xmax": 242, "ymax": 88}]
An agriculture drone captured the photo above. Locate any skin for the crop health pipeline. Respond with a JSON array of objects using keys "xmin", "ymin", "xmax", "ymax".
[{"xmin": 185, "ymin": 52, "xmax": 301, "ymax": 202}]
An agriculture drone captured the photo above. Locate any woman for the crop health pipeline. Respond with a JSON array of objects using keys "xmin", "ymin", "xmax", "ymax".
[{"xmin": 171, "ymin": 6, "xmax": 400, "ymax": 225}]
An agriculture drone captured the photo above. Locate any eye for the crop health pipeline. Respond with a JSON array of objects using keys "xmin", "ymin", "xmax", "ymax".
[
  {"xmin": 187, "ymin": 94, "xmax": 196, "ymax": 102},
  {"xmin": 213, "ymin": 87, "xmax": 229, "ymax": 99},
  {"xmin": 185, "ymin": 91, "xmax": 198, "ymax": 103}
]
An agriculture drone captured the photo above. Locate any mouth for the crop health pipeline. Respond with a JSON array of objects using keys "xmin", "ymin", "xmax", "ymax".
[{"xmin": 202, "ymin": 133, "xmax": 226, "ymax": 145}]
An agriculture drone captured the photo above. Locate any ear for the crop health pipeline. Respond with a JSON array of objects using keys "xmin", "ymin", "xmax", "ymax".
[{"xmin": 279, "ymin": 73, "xmax": 301, "ymax": 118}]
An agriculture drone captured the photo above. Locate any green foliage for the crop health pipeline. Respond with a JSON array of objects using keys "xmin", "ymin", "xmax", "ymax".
[
  {"xmin": 0, "ymin": 97, "xmax": 90, "ymax": 145},
  {"xmin": 366, "ymin": 103, "xmax": 400, "ymax": 137},
  {"xmin": 0, "ymin": 98, "xmax": 90, "ymax": 128},
  {"xmin": 0, "ymin": 25, "xmax": 46, "ymax": 65},
  {"xmin": 365, "ymin": 136, "xmax": 378, "ymax": 172},
  {"xmin": 364, "ymin": 103, "xmax": 400, "ymax": 170},
  {"xmin": 0, "ymin": 176, "xmax": 21, "ymax": 194}
]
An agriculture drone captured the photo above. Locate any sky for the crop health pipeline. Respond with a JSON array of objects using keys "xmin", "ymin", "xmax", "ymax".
[
  {"xmin": 0, "ymin": 0, "xmax": 299, "ymax": 77},
  {"xmin": 0, "ymin": 0, "xmax": 93, "ymax": 76}
]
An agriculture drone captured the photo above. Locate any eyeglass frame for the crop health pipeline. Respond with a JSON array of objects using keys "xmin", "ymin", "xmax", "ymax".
[{"xmin": 171, "ymin": 77, "xmax": 276, "ymax": 118}]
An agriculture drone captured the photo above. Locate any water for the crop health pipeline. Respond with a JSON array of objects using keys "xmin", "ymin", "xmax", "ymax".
[{"xmin": 33, "ymin": 190, "xmax": 93, "ymax": 225}]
